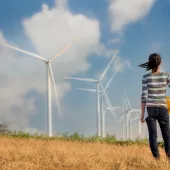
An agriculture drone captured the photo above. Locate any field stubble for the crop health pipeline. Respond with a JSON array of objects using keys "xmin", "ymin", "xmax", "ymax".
[{"xmin": 0, "ymin": 136, "xmax": 169, "ymax": 170}]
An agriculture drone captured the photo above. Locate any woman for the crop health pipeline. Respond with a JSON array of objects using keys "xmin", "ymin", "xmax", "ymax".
[{"xmin": 139, "ymin": 53, "xmax": 170, "ymax": 159}]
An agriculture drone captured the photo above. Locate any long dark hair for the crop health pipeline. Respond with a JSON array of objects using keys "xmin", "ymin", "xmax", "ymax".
[{"xmin": 139, "ymin": 53, "xmax": 161, "ymax": 73}]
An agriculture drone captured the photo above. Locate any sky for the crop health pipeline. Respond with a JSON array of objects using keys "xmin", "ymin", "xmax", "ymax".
[{"xmin": 0, "ymin": 0, "xmax": 170, "ymax": 139}]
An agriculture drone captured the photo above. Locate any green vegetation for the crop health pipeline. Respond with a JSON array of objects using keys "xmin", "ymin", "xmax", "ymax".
[
  {"xmin": 0, "ymin": 123, "xmax": 164, "ymax": 147},
  {"xmin": 0, "ymin": 131, "xmax": 164, "ymax": 148}
]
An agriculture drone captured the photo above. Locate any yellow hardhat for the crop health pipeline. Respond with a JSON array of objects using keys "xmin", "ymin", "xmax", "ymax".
[{"xmin": 166, "ymin": 96, "xmax": 170, "ymax": 114}]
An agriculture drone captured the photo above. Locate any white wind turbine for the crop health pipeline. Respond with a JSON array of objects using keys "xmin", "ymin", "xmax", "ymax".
[
  {"xmin": 101, "ymin": 95, "xmax": 120, "ymax": 138},
  {"xmin": 65, "ymin": 53, "xmax": 118, "ymax": 137},
  {"xmin": 76, "ymin": 64, "xmax": 122, "ymax": 138},
  {"xmin": 123, "ymin": 91, "xmax": 141, "ymax": 139},
  {"xmin": 121, "ymin": 97, "xmax": 127, "ymax": 140},
  {"xmin": 76, "ymin": 90, "xmax": 120, "ymax": 138},
  {"xmin": 0, "ymin": 42, "xmax": 73, "ymax": 137},
  {"xmin": 120, "ymin": 96, "xmax": 131, "ymax": 140}
]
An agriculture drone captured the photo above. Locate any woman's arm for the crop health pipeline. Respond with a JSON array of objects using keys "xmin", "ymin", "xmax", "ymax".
[
  {"xmin": 140, "ymin": 102, "xmax": 146, "ymax": 122},
  {"xmin": 141, "ymin": 76, "xmax": 147, "ymax": 122}
]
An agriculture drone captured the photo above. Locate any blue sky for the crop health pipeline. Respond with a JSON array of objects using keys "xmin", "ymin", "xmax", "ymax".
[{"xmin": 0, "ymin": 0, "xmax": 170, "ymax": 138}]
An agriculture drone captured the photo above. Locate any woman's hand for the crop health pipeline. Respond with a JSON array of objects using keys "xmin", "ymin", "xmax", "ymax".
[{"xmin": 140, "ymin": 117, "xmax": 145, "ymax": 123}]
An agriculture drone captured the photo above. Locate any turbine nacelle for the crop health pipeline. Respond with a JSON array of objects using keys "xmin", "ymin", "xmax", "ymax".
[{"xmin": 0, "ymin": 41, "xmax": 74, "ymax": 137}]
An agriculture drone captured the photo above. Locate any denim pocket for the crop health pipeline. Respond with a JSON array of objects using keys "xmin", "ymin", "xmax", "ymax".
[
  {"xmin": 160, "ymin": 107, "xmax": 169, "ymax": 117},
  {"xmin": 147, "ymin": 107, "xmax": 156, "ymax": 117}
]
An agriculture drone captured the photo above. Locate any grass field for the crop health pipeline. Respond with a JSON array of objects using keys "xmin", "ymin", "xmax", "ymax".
[{"xmin": 0, "ymin": 133, "xmax": 169, "ymax": 170}]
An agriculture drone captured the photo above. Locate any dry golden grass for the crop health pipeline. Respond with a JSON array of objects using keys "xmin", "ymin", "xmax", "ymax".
[{"xmin": 0, "ymin": 136, "xmax": 169, "ymax": 170}]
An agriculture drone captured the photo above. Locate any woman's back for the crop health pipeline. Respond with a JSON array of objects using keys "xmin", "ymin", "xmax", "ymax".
[
  {"xmin": 139, "ymin": 53, "xmax": 170, "ymax": 159},
  {"xmin": 142, "ymin": 72, "xmax": 170, "ymax": 107}
]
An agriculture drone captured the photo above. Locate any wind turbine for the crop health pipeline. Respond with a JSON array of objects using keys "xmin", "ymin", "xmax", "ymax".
[
  {"xmin": 75, "ymin": 61, "xmax": 122, "ymax": 138},
  {"xmin": 123, "ymin": 91, "xmax": 141, "ymax": 139},
  {"xmin": 120, "ymin": 96, "xmax": 127, "ymax": 140},
  {"xmin": 121, "ymin": 96, "xmax": 130, "ymax": 140},
  {"xmin": 0, "ymin": 42, "xmax": 73, "ymax": 137},
  {"xmin": 65, "ymin": 52, "xmax": 118, "ymax": 137},
  {"xmin": 76, "ymin": 87, "xmax": 120, "ymax": 138}
]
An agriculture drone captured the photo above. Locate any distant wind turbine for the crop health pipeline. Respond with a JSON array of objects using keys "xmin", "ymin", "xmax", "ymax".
[
  {"xmin": 76, "ymin": 87, "xmax": 120, "ymax": 138},
  {"xmin": 123, "ymin": 91, "xmax": 141, "ymax": 139},
  {"xmin": 65, "ymin": 52, "xmax": 118, "ymax": 137}
]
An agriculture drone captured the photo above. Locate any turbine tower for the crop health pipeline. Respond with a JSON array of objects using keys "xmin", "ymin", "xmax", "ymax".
[
  {"xmin": 123, "ymin": 91, "xmax": 141, "ymax": 139},
  {"xmin": 121, "ymin": 97, "xmax": 126, "ymax": 140},
  {"xmin": 0, "ymin": 42, "xmax": 73, "ymax": 137},
  {"xmin": 76, "ymin": 63, "xmax": 122, "ymax": 138},
  {"xmin": 76, "ymin": 87, "xmax": 120, "ymax": 138},
  {"xmin": 65, "ymin": 53, "xmax": 118, "ymax": 137}
]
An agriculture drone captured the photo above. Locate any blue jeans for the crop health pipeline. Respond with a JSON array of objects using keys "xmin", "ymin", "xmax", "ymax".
[{"xmin": 146, "ymin": 107, "xmax": 170, "ymax": 159}]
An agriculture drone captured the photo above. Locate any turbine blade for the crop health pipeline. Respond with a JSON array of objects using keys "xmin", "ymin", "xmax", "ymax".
[
  {"xmin": 99, "ymin": 83, "xmax": 118, "ymax": 124},
  {"xmin": 50, "ymin": 42, "xmax": 74, "ymax": 62},
  {"xmin": 132, "ymin": 117, "xmax": 139, "ymax": 122},
  {"xmin": 0, "ymin": 43, "xmax": 47, "ymax": 62},
  {"xmin": 131, "ymin": 109, "xmax": 141, "ymax": 112},
  {"xmin": 123, "ymin": 95, "xmax": 129, "ymax": 113},
  {"xmin": 104, "ymin": 65, "xmax": 122, "ymax": 91},
  {"xmin": 49, "ymin": 63, "xmax": 61, "ymax": 117},
  {"xmin": 99, "ymin": 84, "xmax": 112, "ymax": 107},
  {"xmin": 64, "ymin": 77, "xmax": 98, "ymax": 83},
  {"xmin": 76, "ymin": 88, "xmax": 97, "ymax": 93},
  {"xmin": 106, "ymin": 107, "xmax": 120, "ymax": 110},
  {"xmin": 124, "ymin": 89, "xmax": 132, "ymax": 110},
  {"xmin": 110, "ymin": 110, "xmax": 118, "ymax": 124},
  {"xmin": 122, "ymin": 96, "xmax": 124, "ymax": 114},
  {"xmin": 119, "ymin": 115, "xmax": 124, "ymax": 122},
  {"xmin": 128, "ymin": 109, "xmax": 141, "ymax": 114},
  {"xmin": 99, "ymin": 51, "xmax": 118, "ymax": 81}
]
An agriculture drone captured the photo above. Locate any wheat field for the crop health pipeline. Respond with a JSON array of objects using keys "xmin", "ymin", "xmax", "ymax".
[{"xmin": 0, "ymin": 136, "xmax": 169, "ymax": 170}]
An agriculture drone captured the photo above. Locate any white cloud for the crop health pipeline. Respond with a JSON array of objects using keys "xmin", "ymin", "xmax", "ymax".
[
  {"xmin": 23, "ymin": 3, "xmax": 100, "ymax": 59},
  {"xmin": 112, "ymin": 56, "xmax": 132, "ymax": 72},
  {"xmin": 55, "ymin": 0, "xmax": 68, "ymax": 8},
  {"xmin": 0, "ymin": 32, "xmax": 38, "ymax": 129},
  {"xmin": 22, "ymin": 0, "xmax": 107, "ymax": 105},
  {"xmin": 0, "ymin": 0, "xmax": 110, "ymax": 131},
  {"xmin": 108, "ymin": 0, "xmax": 156, "ymax": 33},
  {"xmin": 0, "ymin": 0, "xmax": 139, "ymax": 136},
  {"xmin": 92, "ymin": 44, "xmax": 119, "ymax": 58}
]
